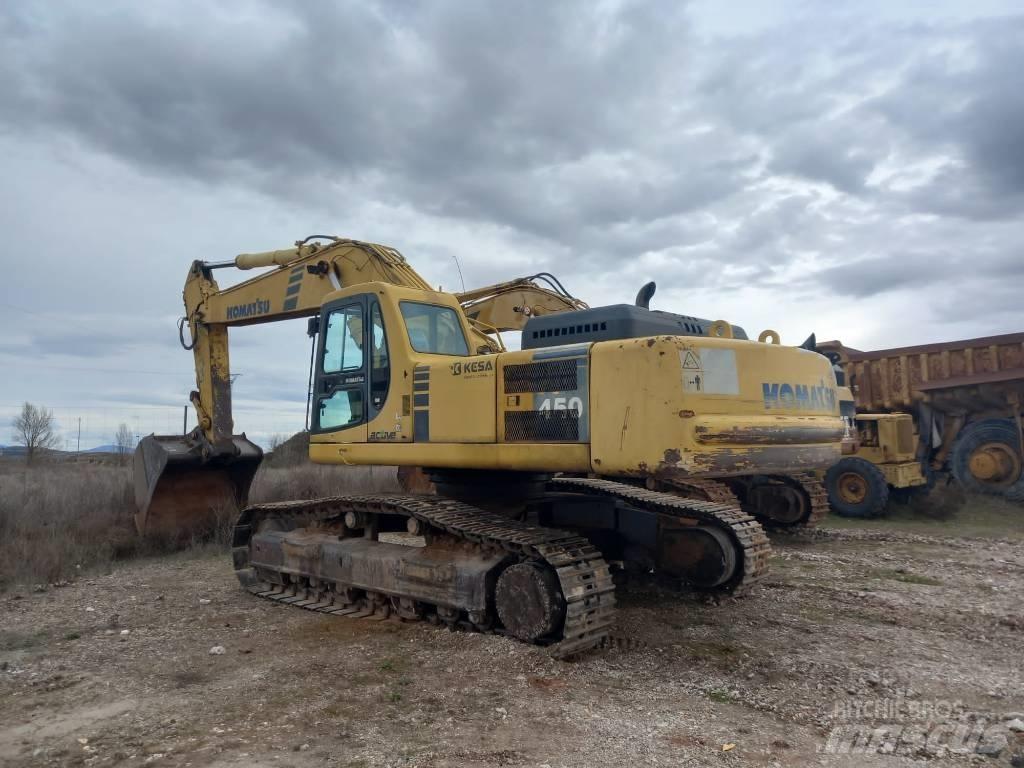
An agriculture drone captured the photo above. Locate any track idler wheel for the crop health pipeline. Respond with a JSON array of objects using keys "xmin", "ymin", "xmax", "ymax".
[
  {"xmin": 494, "ymin": 562, "xmax": 566, "ymax": 642},
  {"xmin": 747, "ymin": 484, "xmax": 807, "ymax": 525},
  {"xmin": 658, "ymin": 525, "xmax": 738, "ymax": 589}
]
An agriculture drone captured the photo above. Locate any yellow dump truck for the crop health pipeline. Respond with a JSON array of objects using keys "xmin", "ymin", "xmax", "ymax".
[{"xmin": 818, "ymin": 334, "xmax": 1024, "ymax": 516}]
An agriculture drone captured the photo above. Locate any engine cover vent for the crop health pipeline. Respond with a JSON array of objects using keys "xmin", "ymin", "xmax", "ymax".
[
  {"xmin": 504, "ymin": 359, "xmax": 577, "ymax": 394},
  {"xmin": 505, "ymin": 410, "xmax": 580, "ymax": 442}
]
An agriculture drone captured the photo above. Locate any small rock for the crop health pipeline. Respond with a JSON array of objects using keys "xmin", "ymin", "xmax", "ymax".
[
  {"xmin": 104, "ymin": 629, "xmax": 115, "ymax": 636},
  {"xmin": 1007, "ymin": 719, "xmax": 1024, "ymax": 733},
  {"xmin": 977, "ymin": 735, "xmax": 1007, "ymax": 757},
  {"xmin": 120, "ymin": 629, "xmax": 130, "ymax": 636},
  {"xmin": 495, "ymin": 707, "xmax": 507, "ymax": 717},
  {"xmin": 209, "ymin": 645, "xmax": 227, "ymax": 656},
  {"xmin": 85, "ymin": 607, "xmax": 95, "ymax": 613},
  {"xmin": 1010, "ymin": 754, "xmax": 1024, "ymax": 768},
  {"xmin": 199, "ymin": 599, "xmax": 212, "ymax": 606},
  {"xmin": 299, "ymin": 744, "xmax": 310, "ymax": 752}
]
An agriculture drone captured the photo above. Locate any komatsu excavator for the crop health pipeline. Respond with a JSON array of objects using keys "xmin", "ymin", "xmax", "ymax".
[{"xmin": 135, "ymin": 235, "xmax": 843, "ymax": 656}]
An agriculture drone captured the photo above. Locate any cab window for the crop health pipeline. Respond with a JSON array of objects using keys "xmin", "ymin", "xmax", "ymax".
[
  {"xmin": 323, "ymin": 305, "xmax": 364, "ymax": 373},
  {"xmin": 369, "ymin": 302, "xmax": 390, "ymax": 412},
  {"xmin": 400, "ymin": 301, "xmax": 469, "ymax": 355},
  {"xmin": 319, "ymin": 389, "xmax": 363, "ymax": 429}
]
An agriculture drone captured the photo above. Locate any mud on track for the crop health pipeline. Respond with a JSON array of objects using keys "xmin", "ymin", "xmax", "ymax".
[{"xmin": 1, "ymin": 511, "xmax": 1023, "ymax": 767}]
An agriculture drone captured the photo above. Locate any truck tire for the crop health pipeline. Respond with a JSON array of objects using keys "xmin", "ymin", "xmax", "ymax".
[
  {"xmin": 825, "ymin": 457, "xmax": 890, "ymax": 518},
  {"xmin": 950, "ymin": 419, "xmax": 1024, "ymax": 500}
]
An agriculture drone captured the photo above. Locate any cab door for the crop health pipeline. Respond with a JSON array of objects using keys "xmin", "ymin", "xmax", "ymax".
[{"xmin": 312, "ymin": 295, "xmax": 370, "ymax": 442}]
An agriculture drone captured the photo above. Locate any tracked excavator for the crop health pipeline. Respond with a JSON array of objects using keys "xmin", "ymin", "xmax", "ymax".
[{"xmin": 135, "ymin": 235, "xmax": 843, "ymax": 656}]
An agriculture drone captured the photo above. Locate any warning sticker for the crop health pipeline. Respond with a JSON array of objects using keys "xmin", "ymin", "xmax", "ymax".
[
  {"xmin": 680, "ymin": 348, "xmax": 739, "ymax": 395},
  {"xmin": 681, "ymin": 350, "xmax": 701, "ymax": 370}
]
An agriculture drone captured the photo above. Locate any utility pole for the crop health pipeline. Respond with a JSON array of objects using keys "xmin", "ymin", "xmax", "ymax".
[
  {"xmin": 183, "ymin": 405, "xmax": 188, "ymax": 435},
  {"xmin": 76, "ymin": 417, "xmax": 81, "ymax": 454}
]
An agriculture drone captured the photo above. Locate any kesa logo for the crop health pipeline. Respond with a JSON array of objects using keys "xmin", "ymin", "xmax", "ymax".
[{"xmin": 450, "ymin": 360, "xmax": 493, "ymax": 376}]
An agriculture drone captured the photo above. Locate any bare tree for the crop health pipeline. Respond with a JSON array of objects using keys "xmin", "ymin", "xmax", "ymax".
[
  {"xmin": 268, "ymin": 433, "xmax": 286, "ymax": 452},
  {"xmin": 113, "ymin": 423, "xmax": 135, "ymax": 463},
  {"xmin": 12, "ymin": 402, "xmax": 60, "ymax": 463}
]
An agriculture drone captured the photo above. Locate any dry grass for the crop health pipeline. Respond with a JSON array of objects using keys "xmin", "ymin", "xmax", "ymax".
[
  {"xmin": 0, "ymin": 458, "xmax": 399, "ymax": 591},
  {"xmin": 0, "ymin": 461, "xmax": 139, "ymax": 590}
]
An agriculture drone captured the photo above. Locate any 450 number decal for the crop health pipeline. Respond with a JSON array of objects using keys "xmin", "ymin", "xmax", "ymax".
[{"xmin": 538, "ymin": 396, "xmax": 584, "ymax": 414}]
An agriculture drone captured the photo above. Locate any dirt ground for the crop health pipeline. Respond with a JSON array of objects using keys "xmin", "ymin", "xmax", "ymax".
[{"xmin": 2, "ymin": 500, "xmax": 1023, "ymax": 767}]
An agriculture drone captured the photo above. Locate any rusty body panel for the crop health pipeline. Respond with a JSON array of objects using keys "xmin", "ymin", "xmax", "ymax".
[{"xmin": 590, "ymin": 335, "xmax": 841, "ymax": 478}]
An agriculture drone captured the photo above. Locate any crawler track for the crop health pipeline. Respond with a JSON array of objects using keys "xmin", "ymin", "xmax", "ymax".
[
  {"xmin": 657, "ymin": 476, "xmax": 743, "ymax": 506},
  {"xmin": 752, "ymin": 473, "xmax": 831, "ymax": 529},
  {"xmin": 231, "ymin": 494, "xmax": 616, "ymax": 658},
  {"xmin": 789, "ymin": 473, "xmax": 831, "ymax": 527},
  {"xmin": 548, "ymin": 477, "xmax": 771, "ymax": 596},
  {"xmin": 661, "ymin": 473, "xmax": 829, "ymax": 530}
]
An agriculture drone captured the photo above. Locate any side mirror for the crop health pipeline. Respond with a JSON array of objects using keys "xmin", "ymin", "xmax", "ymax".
[{"xmin": 307, "ymin": 315, "xmax": 320, "ymax": 338}]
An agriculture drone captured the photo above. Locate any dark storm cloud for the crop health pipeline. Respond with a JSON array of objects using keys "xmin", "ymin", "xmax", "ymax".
[
  {"xmin": 0, "ymin": 0, "xmax": 753, "ymax": 256},
  {"xmin": 1, "ymin": 0, "xmax": 1023, "ymax": 350}
]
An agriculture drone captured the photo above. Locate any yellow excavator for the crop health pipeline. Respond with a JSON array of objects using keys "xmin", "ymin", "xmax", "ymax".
[{"xmin": 135, "ymin": 235, "xmax": 843, "ymax": 656}]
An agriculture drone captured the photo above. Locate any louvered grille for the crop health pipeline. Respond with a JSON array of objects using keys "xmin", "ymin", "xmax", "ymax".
[
  {"xmin": 897, "ymin": 418, "xmax": 915, "ymax": 454},
  {"xmin": 503, "ymin": 360, "xmax": 578, "ymax": 394},
  {"xmin": 505, "ymin": 410, "xmax": 580, "ymax": 442}
]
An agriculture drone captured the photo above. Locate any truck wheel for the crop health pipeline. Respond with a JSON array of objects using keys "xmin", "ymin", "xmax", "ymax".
[
  {"xmin": 950, "ymin": 419, "xmax": 1023, "ymax": 499},
  {"xmin": 825, "ymin": 457, "xmax": 890, "ymax": 518}
]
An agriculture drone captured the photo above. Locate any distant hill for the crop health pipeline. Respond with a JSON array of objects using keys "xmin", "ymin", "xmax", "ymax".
[{"xmin": 86, "ymin": 444, "xmax": 120, "ymax": 454}]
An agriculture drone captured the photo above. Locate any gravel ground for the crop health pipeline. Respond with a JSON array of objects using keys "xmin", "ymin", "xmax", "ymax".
[{"xmin": 2, "ymin": 511, "xmax": 1023, "ymax": 767}]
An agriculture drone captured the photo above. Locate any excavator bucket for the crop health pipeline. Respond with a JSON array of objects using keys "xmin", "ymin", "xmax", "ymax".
[{"xmin": 133, "ymin": 433, "xmax": 263, "ymax": 542}]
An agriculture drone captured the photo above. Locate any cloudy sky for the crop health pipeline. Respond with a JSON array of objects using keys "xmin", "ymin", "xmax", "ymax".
[{"xmin": 2, "ymin": 0, "xmax": 1023, "ymax": 448}]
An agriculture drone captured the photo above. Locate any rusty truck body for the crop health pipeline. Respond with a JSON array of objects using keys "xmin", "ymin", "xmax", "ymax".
[{"xmin": 817, "ymin": 333, "xmax": 1024, "ymax": 516}]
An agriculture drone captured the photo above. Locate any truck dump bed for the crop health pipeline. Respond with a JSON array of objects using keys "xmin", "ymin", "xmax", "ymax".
[{"xmin": 819, "ymin": 333, "xmax": 1024, "ymax": 413}]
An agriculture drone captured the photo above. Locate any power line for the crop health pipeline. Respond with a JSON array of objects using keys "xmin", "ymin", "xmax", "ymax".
[{"xmin": 5, "ymin": 363, "xmax": 189, "ymax": 376}]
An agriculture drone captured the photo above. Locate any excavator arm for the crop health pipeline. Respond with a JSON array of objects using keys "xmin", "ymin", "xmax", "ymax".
[
  {"xmin": 455, "ymin": 273, "xmax": 588, "ymax": 333},
  {"xmin": 135, "ymin": 235, "xmax": 585, "ymax": 538}
]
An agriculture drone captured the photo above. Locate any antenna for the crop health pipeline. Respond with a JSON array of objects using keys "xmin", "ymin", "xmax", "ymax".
[{"xmin": 450, "ymin": 253, "xmax": 466, "ymax": 293}]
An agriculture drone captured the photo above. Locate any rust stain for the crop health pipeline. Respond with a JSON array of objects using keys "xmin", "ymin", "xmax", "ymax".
[
  {"xmin": 647, "ymin": 338, "xmax": 656, "ymax": 347},
  {"xmin": 678, "ymin": 409, "xmax": 695, "ymax": 418},
  {"xmin": 689, "ymin": 445, "xmax": 839, "ymax": 476},
  {"xmin": 663, "ymin": 448, "xmax": 682, "ymax": 465},
  {"xmin": 694, "ymin": 425, "xmax": 844, "ymax": 445}
]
